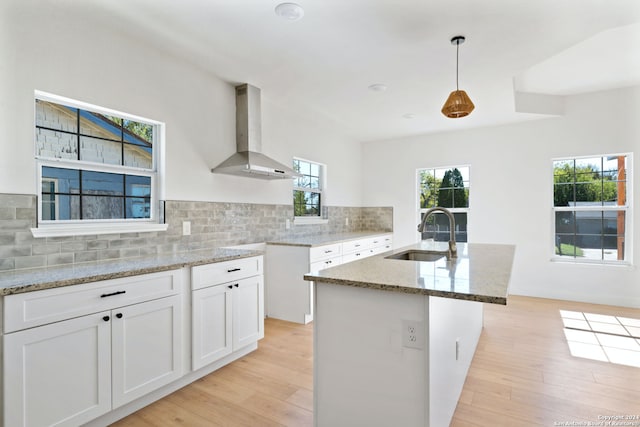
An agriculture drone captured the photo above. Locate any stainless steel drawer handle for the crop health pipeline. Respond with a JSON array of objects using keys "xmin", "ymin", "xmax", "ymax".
[
  {"xmin": 100, "ymin": 290, "xmax": 126, "ymax": 298},
  {"xmin": 227, "ymin": 268, "xmax": 241, "ymax": 273}
]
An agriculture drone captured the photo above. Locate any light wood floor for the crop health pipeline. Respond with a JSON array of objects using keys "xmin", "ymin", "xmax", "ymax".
[{"xmin": 114, "ymin": 296, "xmax": 640, "ymax": 426}]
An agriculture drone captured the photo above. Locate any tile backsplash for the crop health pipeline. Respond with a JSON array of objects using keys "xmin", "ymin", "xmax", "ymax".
[{"xmin": 0, "ymin": 193, "xmax": 392, "ymax": 271}]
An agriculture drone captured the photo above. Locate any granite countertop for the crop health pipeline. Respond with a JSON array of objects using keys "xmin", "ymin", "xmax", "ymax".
[
  {"xmin": 304, "ymin": 241, "xmax": 515, "ymax": 305},
  {"xmin": 266, "ymin": 231, "xmax": 392, "ymax": 247},
  {"xmin": 0, "ymin": 248, "xmax": 263, "ymax": 296}
]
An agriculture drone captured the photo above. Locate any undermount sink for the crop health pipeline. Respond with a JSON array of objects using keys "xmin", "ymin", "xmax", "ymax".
[{"xmin": 385, "ymin": 250, "xmax": 448, "ymax": 262}]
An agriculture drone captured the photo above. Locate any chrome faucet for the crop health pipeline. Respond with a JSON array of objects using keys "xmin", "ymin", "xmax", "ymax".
[{"xmin": 417, "ymin": 207, "xmax": 458, "ymax": 258}]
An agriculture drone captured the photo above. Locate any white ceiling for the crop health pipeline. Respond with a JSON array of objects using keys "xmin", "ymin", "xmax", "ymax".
[{"xmin": 85, "ymin": 0, "xmax": 640, "ymax": 142}]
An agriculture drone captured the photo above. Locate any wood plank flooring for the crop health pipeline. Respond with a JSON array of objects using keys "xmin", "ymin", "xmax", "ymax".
[{"xmin": 113, "ymin": 296, "xmax": 640, "ymax": 427}]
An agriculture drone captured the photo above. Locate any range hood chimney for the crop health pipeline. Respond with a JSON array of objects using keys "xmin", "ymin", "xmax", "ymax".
[{"xmin": 212, "ymin": 84, "xmax": 302, "ymax": 180}]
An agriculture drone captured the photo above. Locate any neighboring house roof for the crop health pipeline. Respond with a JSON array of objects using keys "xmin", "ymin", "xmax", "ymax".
[{"xmin": 80, "ymin": 110, "xmax": 152, "ymax": 150}]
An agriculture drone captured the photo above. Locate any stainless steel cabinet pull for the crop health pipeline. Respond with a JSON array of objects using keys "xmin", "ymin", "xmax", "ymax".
[{"xmin": 100, "ymin": 290, "xmax": 126, "ymax": 298}]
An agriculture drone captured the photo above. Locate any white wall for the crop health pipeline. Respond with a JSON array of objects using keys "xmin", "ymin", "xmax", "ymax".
[
  {"xmin": 362, "ymin": 86, "xmax": 640, "ymax": 307},
  {"xmin": 0, "ymin": 1, "xmax": 362, "ymax": 207}
]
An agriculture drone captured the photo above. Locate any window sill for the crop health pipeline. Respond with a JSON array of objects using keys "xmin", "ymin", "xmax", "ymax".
[
  {"xmin": 31, "ymin": 223, "xmax": 168, "ymax": 238},
  {"xmin": 294, "ymin": 217, "xmax": 329, "ymax": 226},
  {"xmin": 550, "ymin": 257, "xmax": 633, "ymax": 269}
]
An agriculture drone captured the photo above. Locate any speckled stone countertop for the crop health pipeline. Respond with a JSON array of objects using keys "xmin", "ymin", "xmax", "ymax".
[
  {"xmin": 267, "ymin": 231, "xmax": 392, "ymax": 247},
  {"xmin": 0, "ymin": 248, "xmax": 262, "ymax": 296},
  {"xmin": 304, "ymin": 241, "xmax": 515, "ymax": 305}
]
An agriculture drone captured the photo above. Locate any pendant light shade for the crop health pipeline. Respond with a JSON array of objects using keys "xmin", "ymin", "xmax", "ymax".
[
  {"xmin": 442, "ymin": 36, "xmax": 474, "ymax": 118},
  {"xmin": 442, "ymin": 90, "xmax": 474, "ymax": 118}
]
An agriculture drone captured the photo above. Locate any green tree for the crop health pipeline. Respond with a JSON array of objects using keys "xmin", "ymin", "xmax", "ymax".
[
  {"xmin": 103, "ymin": 115, "xmax": 153, "ymax": 143},
  {"xmin": 293, "ymin": 190, "xmax": 306, "ymax": 216},
  {"xmin": 419, "ymin": 171, "xmax": 440, "ymax": 209},
  {"xmin": 554, "ymin": 163, "xmax": 618, "ymax": 206},
  {"xmin": 437, "ymin": 168, "xmax": 468, "ymax": 208}
]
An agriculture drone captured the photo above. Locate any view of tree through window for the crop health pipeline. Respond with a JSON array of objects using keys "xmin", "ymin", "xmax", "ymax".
[
  {"xmin": 293, "ymin": 158, "xmax": 323, "ymax": 217},
  {"xmin": 553, "ymin": 155, "xmax": 629, "ymax": 262},
  {"xmin": 418, "ymin": 166, "xmax": 469, "ymax": 242}
]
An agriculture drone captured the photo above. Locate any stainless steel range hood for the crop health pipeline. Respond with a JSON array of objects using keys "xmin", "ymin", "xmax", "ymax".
[{"xmin": 212, "ymin": 84, "xmax": 302, "ymax": 180}]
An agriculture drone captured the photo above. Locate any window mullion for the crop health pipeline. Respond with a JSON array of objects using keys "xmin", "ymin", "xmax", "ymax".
[
  {"xmin": 78, "ymin": 169, "xmax": 83, "ymax": 220},
  {"xmin": 76, "ymin": 108, "xmax": 81, "ymax": 161}
]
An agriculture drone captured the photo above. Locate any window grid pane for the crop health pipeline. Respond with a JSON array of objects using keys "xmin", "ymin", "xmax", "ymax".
[
  {"xmin": 41, "ymin": 166, "xmax": 151, "ymax": 220},
  {"xmin": 36, "ymin": 99, "xmax": 154, "ymax": 170},
  {"xmin": 418, "ymin": 166, "xmax": 470, "ymax": 242},
  {"xmin": 419, "ymin": 167, "xmax": 469, "ymax": 210},
  {"xmin": 293, "ymin": 159, "xmax": 323, "ymax": 217},
  {"xmin": 553, "ymin": 155, "xmax": 628, "ymax": 262}
]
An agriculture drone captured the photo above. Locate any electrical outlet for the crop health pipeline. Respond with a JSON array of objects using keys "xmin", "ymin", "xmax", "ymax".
[
  {"xmin": 402, "ymin": 320, "xmax": 424, "ymax": 349},
  {"xmin": 345, "ymin": 217, "xmax": 349, "ymax": 226},
  {"xmin": 182, "ymin": 221, "xmax": 191, "ymax": 236},
  {"xmin": 285, "ymin": 218, "xmax": 291, "ymax": 229}
]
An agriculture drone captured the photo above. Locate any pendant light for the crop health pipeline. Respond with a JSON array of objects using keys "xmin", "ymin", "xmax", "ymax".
[{"xmin": 441, "ymin": 35, "xmax": 475, "ymax": 118}]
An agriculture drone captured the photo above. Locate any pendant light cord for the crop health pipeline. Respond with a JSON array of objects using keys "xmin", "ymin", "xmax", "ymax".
[{"xmin": 456, "ymin": 41, "xmax": 460, "ymax": 91}]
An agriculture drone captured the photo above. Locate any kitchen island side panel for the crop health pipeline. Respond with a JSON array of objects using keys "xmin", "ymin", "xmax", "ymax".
[{"xmin": 314, "ymin": 282, "xmax": 430, "ymax": 427}]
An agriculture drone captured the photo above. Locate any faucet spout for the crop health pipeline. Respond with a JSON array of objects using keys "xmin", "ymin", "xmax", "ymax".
[{"xmin": 417, "ymin": 207, "xmax": 458, "ymax": 258}]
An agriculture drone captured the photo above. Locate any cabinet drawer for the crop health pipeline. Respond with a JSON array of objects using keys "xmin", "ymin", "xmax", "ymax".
[
  {"xmin": 342, "ymin": 251, "xmax": 369, "ymax": 264},
  {"xmin": 371, "ymin": 244, "xmax": 393, "ymax": 255},
  {"xmin": 370, "ymin": 235, "xmax": 392, "ymax": 247},
  {"xmin": 342, "ymin": 238, "xmax": 370, "ymax": 254},
  {"xmin": 4, "ymin": 269, "xmax": 182, "ymax": 333},
  {"xmin": 310, "ymin": 256, "xmax": 343, "ymax": 272},
  {"xmin": 192, "ymin": 256, "xmax": 263, "ymax": 290},
  {"xmin": 309, "ymin": 243, "xmax": 342, "ymax": 263}
]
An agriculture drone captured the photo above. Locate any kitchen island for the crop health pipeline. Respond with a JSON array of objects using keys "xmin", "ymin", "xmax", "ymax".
[{"xmin": 304, "ymin": 241, "xmax": 515, "ymax": 427}]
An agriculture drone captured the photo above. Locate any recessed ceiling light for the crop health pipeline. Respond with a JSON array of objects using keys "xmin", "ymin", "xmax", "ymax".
[
  {"xmin": 402, "ymin": 113, "xmax": 416, "ymax": 119},
  {"xmin": 275, "ymin": 3, "xmax": 305, "ymax": 21},
  {"xmin": 368, "ymin": 84, "xmax": 388, "ymax": 92}
]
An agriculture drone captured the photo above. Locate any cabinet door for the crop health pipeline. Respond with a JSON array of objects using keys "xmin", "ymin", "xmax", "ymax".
[
  {"xmin": 111, "ymin": 295, "xmax": 183, "ymax": 408},
  {"xmin": 4, "ymin": 312, "xmax": 111, "ymax": 427},
  {"xmin": 233, "ymin": 275, "xmax": 265, "ymax": 350},
  {"xmin": 192, "ymin": 284, "xmax": 233, "ymax": 370}
]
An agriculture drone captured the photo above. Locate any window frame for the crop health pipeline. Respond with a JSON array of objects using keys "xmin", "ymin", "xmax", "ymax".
[
  {"xmin": 293, "ymin": 157, "xmax": 327, "ymax": 225},
  {"xmin": 31, "ymin": 90, "xmax": 167, "ymax": 237},
  {"xmin": 551, "ymin": 153, "xmax": 633, "ymax": 266},
  {"xmin": 416, "ymin": 165, "xmax": 470, "ymax": 242}
]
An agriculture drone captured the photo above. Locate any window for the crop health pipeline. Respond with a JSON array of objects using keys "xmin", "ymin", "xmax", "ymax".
[
  {"xmin": 553, "ymin": 154, "xmax": 630, "ymax": 264},
  {"xmin": 417, "ymin": 166, "xmax": 470, "ymax": 242},
  {"xmin": 293, "ymin": 158, "xmax": 324, "ymax": 219},
  {"xmin": 33, "ymin": 91, "xmax": 166, "ymax": 237}
]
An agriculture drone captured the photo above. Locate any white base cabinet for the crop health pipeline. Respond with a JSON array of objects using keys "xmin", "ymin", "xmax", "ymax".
[
  {"xmin": 4, "ymin": 312, "xmax": 112, "ymax": 427},
  {"xmin": 3, "ymin": 270, "xmax": 183, "ymax": 427},
  {"xmin": 2, "ymin": 256, "xmax": 265, "ymax": 427},
  {"xmin": 191, "ymin": 257, "xmax": 264, "ymax": 371},
  {"xmin": 266, "ymin": 233, "xmax": 392, "ymax": 324},
  {"xmin": 112, "ymin": 295, "xmax": 183, "ymax": 408}
]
